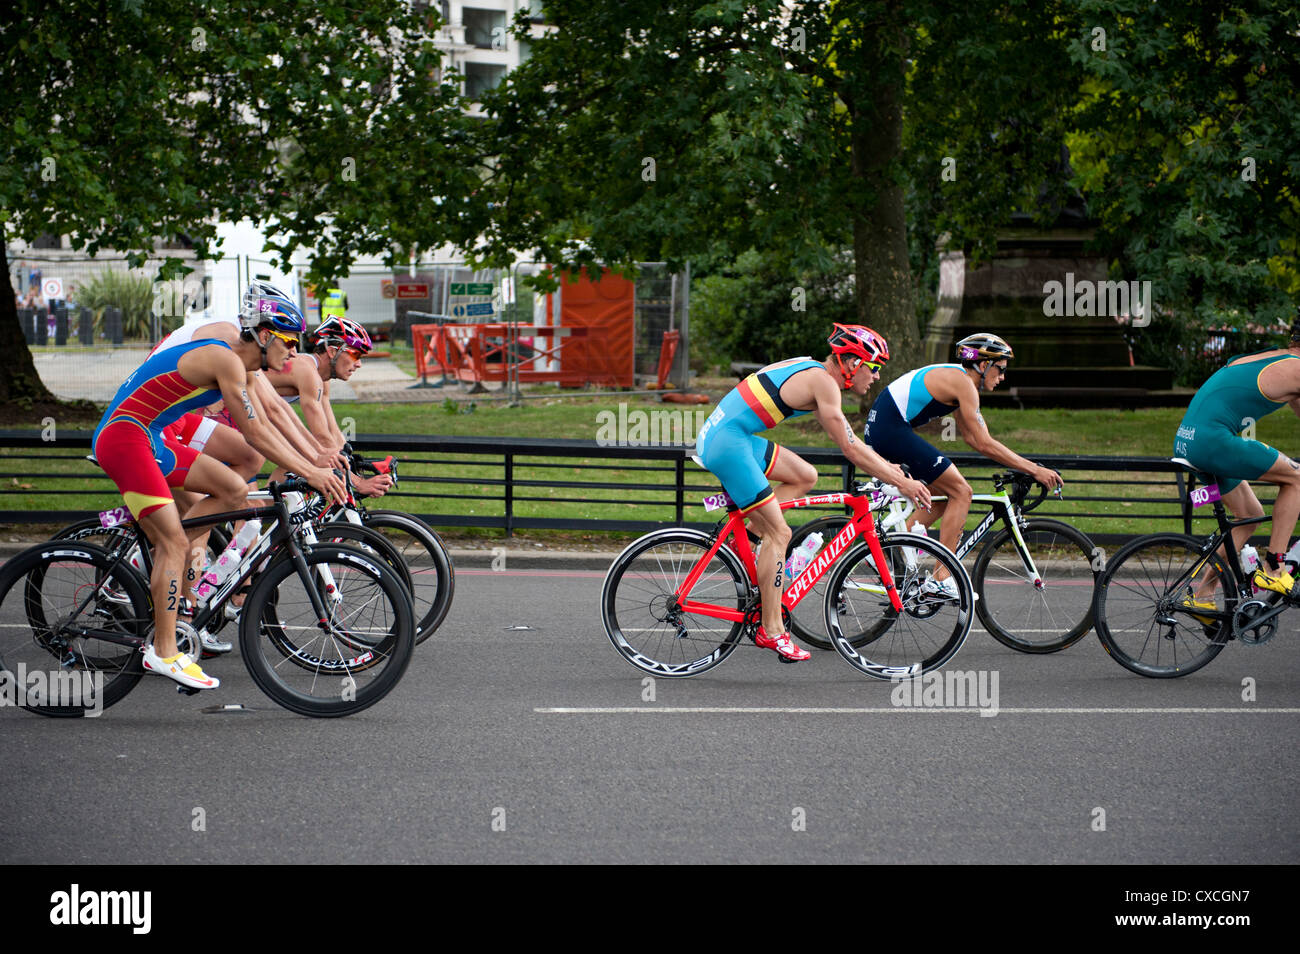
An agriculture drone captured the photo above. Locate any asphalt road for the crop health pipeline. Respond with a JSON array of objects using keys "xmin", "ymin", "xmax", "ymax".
[{"xmin": 2, "ymin": 566, "xmax": 1297, "ymax": 864}]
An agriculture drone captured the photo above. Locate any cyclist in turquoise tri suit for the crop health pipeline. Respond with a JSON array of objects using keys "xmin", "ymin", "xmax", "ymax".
[
  {"xmin": 1176, "ymin": 320, "xmax": 1300, "ymax": 602},
  {"xmin": 696, "ymin": 324, "xmax": 931, "ymax": 662}
]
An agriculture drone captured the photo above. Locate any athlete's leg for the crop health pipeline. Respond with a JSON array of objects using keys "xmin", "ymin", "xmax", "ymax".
[
  {"xmin": 201, "ymin": 421, "xmax": 264, "ymax": 482},
  {"xmin": 135, "ymin": 503, "xmax": 191, "ymax": 660},
  {"xmin": 181, "ymin": 455, "xmax": 252, "ymax": 533},
  {"xmin": 921, "ymin": 464, "xmax": 971, "ymax": 581},
  {"xmin": 746, "ymin": 497, "xmax": 793, "ymax": 635},
  {"xmin": 1258, "ymin": 453, "xmax": 1300, "ymax": 557},
  {"xmin": 1191, "ymin": 482, "xmax": 1263, "ymax": 600},
  {"xmin": 766, "ymin": 446, "xmax": 819, "ymax": 503}
]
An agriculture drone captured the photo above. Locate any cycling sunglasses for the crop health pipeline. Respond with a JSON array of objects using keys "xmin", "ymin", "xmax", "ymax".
[
  {"xmin": 860, "ymin": 359, "xmax": 884, "ymax": 373},
  {"xmin": 266, "ymin": 329, "xmax": 299, "ymax": 349}
]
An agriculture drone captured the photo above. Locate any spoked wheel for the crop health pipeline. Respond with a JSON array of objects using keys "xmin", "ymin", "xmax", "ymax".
[
  {"xmin": 601, "ymin": 529, "xmax": 749, "ymax": 676},
  {"xmin": 823, "ymin": 532, "xmax": 973, "ymax": 679},
  {"xmin": 0, "ymin": 542, "xmax": 151, "ymax": 717},
  {"xmin": 240, "ymin": 545, "xmax": 415, "ymax": 717},
  {"xmin": 1092, "ymin": 533, "xmax": 1234, "ymax": 677},
  {"xmin": 972, "ymin": 518, "xmax": 1098, "ymax": 653}
]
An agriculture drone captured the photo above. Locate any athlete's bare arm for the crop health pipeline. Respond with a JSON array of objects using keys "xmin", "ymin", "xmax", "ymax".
[
  {"xmin": 289, "ymin": 356, "xmax": 339, "ymax": 449},
  {"xmin": 252, "ymin": 370, "xmax": 327, "ymax": 464},
  {"xmin": 945, "ymin": 373, "xmax": 1062, "ymax": 489},
  {"xmin": 318, "ymin": 380, "xmax": 346, "ymax": 449},
  {"xmin": 185, "ymin": 349, "xmax": 343, "ymax": 501},
  {"xmin": 1259, "ymin": 356, "xmax": 1300, "ymax": 406},
  {"xmin": 806, "ymin": 371, "xmax": 932, "ymax": 508}
]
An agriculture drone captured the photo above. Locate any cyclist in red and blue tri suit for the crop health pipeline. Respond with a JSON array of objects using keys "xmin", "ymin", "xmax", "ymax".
[
  {"xmin": 91, "ymin": 289, "xmax": 346, "ymax": 690},
  {"xmin": 696, "ymin": 324, "xmax": 931, "ymax": 661}
]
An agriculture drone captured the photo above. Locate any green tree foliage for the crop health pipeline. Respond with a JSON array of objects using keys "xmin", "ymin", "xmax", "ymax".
[
  {"xmin": 476, "ymin": 1, "xmax": 1086, "ymax": 380},
  {"xmin": 1, "ymin": 0, "xmax": 480, "ymax": 402},
  {"xmin": 1065, "ymin": 0, "xmax": 1300, "ymax": 379},
  {"xmin": 691, "ymin": 249, "xmax": 858, "ymax": 371}
]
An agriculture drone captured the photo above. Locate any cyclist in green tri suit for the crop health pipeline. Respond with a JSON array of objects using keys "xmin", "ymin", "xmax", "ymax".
[{"xmin": 1176, "ymin": 318, "xmax": 1300, "ymax": 601}]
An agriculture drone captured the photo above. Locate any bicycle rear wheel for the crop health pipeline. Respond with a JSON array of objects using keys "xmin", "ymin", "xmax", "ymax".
[
  {"xmin": 0, "ymin": 542, "xmax": 150, "ymax": 717},
  {"xmin": 601, "ymin": 529, "xmax": 749, "ymax": 676},
  {"xmin": 1092, "ymin": 533, "xmax": 1234, "ymax": 677},
  {"xmin": 972, "ymin": 518, "xmax": 1098, "ymax": 653},
  {"xmin": 240, "ymin": 545, "xmax": 415, "ymax": 716},
  {"xmin": 823, "ymin": 533, "xmax": 973, "ymax": 679}
]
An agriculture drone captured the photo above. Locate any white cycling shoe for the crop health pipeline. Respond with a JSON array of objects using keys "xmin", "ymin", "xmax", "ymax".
[{"xmin": 919, "ymin": 576, "xmax": 960, "ymax": 601}]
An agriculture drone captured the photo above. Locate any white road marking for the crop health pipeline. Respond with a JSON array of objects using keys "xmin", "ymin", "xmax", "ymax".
[{"xmin": 536, "ymin": 706, "xmax": 1300, "ymax": 714}]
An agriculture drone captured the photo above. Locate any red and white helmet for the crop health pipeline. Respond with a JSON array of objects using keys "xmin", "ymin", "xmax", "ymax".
[
  {"xmin": 827, "ymin": 323, "xmax": 889, "ymax": 388},
  {"xmin": 312, "ymin": 316, "xmax": 372, "ymax": 354}
]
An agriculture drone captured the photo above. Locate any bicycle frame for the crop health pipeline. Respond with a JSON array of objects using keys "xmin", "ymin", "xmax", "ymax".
[
  {"xmin": 1164, "ymin": 510, "xmax": 1271, "ymax": 627},
  {"xmin": 878, "ymin": 487, "xmax": 1045, "ymax": 583},
  {"xmin": 675, "ymin": 492, "xmax": 904, "ymax": 626},
  {"xmin": 123, "ymin": 489, "xmax": 336, "ymax": 635}
]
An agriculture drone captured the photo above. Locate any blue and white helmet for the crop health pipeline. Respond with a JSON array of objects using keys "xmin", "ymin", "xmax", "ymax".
[{"xmin": 240, "ymin": 281, "xmax": 305, "ymax": 335}]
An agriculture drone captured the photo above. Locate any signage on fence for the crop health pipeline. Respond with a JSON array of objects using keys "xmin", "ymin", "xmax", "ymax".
[
  {"xmin": 451, "ymin": 303, "xmax": 495, "ymax": 318},
  {"xmin": 450, "ymin": 282, "xmax": 494, "ymax": 296},
  {"xmin": 42, "ymin": 277, "xmax": 64, "ymax": 300},
  {"xmin": 396, "ymin": 283, "xmax": 430, "ymax": 299}
]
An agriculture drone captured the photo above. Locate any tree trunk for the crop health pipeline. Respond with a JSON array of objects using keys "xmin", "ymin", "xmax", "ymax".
[
  {"xmin": 0, "ymin": 242, "xmax": 57, "ymax": 404},
  {"xmin": 849, "ymin": 16, "xmax": 918, "ymax": 396}
]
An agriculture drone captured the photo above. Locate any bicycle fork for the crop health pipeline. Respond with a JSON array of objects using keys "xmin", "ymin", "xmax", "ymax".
[{"xmin": 297, "ymin": 525, "xmax": 345, "ymax": 612}]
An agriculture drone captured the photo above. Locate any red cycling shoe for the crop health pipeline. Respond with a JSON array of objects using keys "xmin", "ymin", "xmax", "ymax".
[{"xmin": 754, "ymin": 626, "xmax": 811, "ymax": 662}]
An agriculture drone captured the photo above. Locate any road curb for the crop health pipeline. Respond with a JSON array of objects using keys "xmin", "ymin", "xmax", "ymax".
[{"xmin": 0, "ymin": 538, "xmax": 626, "ymax": 569}]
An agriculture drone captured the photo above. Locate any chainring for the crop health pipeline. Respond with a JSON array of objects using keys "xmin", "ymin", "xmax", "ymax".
[{"xmin": 1233, "ymin": 599, "xmax": 1279, "ymax": 645}]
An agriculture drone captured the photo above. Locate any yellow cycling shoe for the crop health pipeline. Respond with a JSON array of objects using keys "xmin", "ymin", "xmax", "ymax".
[
  {"xmin": 1252, "ymin": 566, "xmax": 1297, "ymax": 597},
  {"xmin": 1179, "ymin": 594, "xmax": 1217, "ymax": 625}
]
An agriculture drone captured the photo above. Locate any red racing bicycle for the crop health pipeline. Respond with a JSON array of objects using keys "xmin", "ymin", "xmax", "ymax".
[{"xmin": 601, "ymin": 481, "xmax": 973, "ymax": 680}]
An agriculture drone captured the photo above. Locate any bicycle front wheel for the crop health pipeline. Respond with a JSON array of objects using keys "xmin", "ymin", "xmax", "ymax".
[
  {"xmin": 240, "ymin": 545, "xmax": 415, "ymax": 716},
  {"xmin": 601, "ymin": 529, "xmax": 749, "ymax": 676},
  {"xmin": 972, "ymin": 518, "xmax": 1098, "ymax": 653},
  {"xmin": 1092, "ymin": 533, "xmax": 1234, "ymax": 678},
  {"xmin": 823, "ymin": 532, "xmax": 973, "ymax": 679},
  {"xmin": 0, "ymin": 542, "xmax": 150, "ymax": 717}
]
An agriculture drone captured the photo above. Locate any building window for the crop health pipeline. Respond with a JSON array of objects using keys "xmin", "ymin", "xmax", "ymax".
[
  {"xmin": 463, "ymin": 8, "xmax": 506, "ymax": 49},
  {"xmin": 464, "ymin": 61, "xmax": 507, "ymax": 99}
]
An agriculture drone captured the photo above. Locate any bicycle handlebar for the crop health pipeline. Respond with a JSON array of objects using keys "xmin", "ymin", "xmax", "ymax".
[
  {"xmin": 341, "ymin": 442, "xmax": 398, "ymax": 483},
  {"xmin": 991, "ymin": 470, "xmax": 1060, "ymax": 512}
]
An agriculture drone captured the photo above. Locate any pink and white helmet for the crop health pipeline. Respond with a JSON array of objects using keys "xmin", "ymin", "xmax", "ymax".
[{"xmin": 312, "ymin": 316, "xmax": 372, "ymax": 353}]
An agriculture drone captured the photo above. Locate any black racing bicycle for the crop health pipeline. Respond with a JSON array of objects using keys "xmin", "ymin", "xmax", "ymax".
[
  {"xmin": 0, "ymin": 479, "xmax": 415, "ymax": 717},
  {"xmin": 1091, "ymin": 457, "xmax": 1291, "ymax": 677}
]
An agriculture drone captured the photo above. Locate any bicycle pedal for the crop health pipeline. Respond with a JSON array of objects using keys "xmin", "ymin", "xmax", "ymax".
[{"xmin": 176, "ymin": 685, "xmax": 202, "ymax": 697}]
